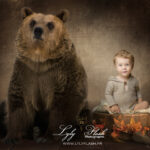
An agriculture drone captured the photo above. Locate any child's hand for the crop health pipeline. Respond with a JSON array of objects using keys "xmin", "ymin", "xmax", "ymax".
[{"xmin": 109, "ymin": 104, "xmax": 120, "ymax": 113}]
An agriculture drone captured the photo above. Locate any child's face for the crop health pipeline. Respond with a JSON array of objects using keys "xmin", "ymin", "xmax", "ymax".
[{"xmin": 115, "ymin": 57, "xmax": 132, "ymax": 78}]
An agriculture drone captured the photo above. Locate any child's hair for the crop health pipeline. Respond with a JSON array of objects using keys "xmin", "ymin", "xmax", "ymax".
[{"xmin": 113, "ymin": 50, "xmax": 134, "ymax": 68}]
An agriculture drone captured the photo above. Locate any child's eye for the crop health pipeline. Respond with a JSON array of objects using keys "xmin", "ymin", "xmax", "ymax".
[
  {"xmin": 126, "ymin": 64, "xmax": 129, "ymax": 66},
  {"xmin": 119, "ymin": 64, "xmax": 122, "ymax": 66}
]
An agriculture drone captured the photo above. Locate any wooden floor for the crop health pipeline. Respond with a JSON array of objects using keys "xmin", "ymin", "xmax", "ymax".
[{"xmin": 1, "ymin": 112, "xmax": 150, "ymax": 149}]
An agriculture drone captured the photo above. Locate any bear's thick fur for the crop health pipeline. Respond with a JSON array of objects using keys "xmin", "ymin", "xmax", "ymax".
[{"xmin": 6, "ymin": 7, "xmax": 88, "ymax": 140}]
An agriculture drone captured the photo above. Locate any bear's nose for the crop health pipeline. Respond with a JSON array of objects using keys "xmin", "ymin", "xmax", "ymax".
[{"xmin": 34, "ymin": 27, "xmax": 43, "ymax": 39}]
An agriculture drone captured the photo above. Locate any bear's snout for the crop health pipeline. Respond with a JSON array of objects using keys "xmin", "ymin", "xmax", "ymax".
[{"xmin": 34, "ymin": 27, "xmax": 43, "ymax": 40}]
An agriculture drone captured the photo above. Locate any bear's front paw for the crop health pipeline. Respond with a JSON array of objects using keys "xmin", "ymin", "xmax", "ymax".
[
  {"xmin": 3, "ymin": 136, "xmax": 19, "ymax": 145},
  {"xmin": 33, "ymin": 126, "xmax": 50, "ymax": 143},
  {"xmin": 34, "ymin": 137, "xmax": 47, "ymax": 143}
]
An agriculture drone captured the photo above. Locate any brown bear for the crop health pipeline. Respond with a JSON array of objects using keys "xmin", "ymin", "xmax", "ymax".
[{"xmin": 6, "ymin": 7, "xmax": 88, "ymax": 141}]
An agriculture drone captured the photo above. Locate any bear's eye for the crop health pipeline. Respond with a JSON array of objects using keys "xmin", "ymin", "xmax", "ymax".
[
  {"xmin": 30, "ymin": 20, "xmax": 36, "ymax": 28},
  {"xmin": 47, "ymin": 22, "xmax": 54, "ymax": 30}
]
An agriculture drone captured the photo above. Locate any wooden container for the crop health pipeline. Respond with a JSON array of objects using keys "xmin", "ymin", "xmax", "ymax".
[{"xmin": 93, "ymin": 112, "xmax": 150, "ymax": 128}]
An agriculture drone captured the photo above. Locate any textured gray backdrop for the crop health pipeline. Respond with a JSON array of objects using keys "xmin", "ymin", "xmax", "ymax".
[{"xmin": 0, "ymin": 0, "xmax": 150, "ymax": 109}]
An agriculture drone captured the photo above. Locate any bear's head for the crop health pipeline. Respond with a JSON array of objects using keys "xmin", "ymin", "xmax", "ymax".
[{"xmin": 16, "ymin": 7, "xmax": 70, "ymax": 62}]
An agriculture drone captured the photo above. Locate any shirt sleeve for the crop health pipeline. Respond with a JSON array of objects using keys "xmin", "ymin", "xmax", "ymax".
[
  {"xmin": 105, "ymin": 80, "xmax": 117, "ymax": 107},
  {"xmin": 135, "ymin": 79, "xmax": 142, "ymax": 99}
]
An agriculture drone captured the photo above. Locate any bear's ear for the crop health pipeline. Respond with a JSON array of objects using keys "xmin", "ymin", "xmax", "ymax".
[
  {"xmin": 21, "ymin": 7, "xmax": 33, "ymax": 19},
  {"xmin": 57, "ymin": 9, "xmax": 69, "ymax": 23}
]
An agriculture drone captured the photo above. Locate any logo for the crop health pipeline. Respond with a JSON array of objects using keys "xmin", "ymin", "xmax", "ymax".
[
  {"xmin": 53, "ymin": 124, "xmax": 108, "ymax": 142},
  {"xmin": 84, "ymin": 125, "xmax": 108, "ymax": 139},
  {"xmin": 53, "ymin": 125, "xmax": 76, "ymax": 142}
]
